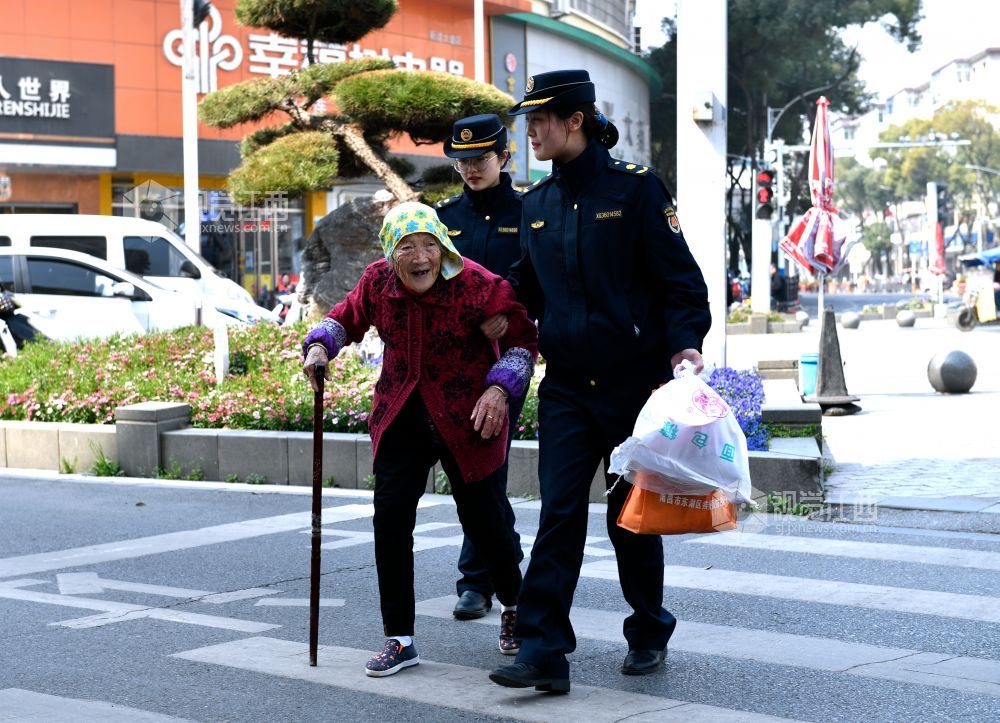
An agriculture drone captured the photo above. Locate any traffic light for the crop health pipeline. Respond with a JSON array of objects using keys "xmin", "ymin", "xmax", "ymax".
[
  {"xmin": 926, "ymin": 181, "xmax": 952, "ymax": 227},
  {"xmin": 193, "ymin": 0, "xmax": 212, "ymax": 27},
  {"xmin": 936, "ymin": 182, "xmax": 951, "ymax": 225},
  {"xmin": 755, "ymin": 169, "xmax": 775, "ymax": 220}
]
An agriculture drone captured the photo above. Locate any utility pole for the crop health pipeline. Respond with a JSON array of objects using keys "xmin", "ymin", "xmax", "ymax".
[
  {"xmin": 474, "ymin": 0, "xmax": 485, "ymax": 83},
  {"xmin": 676, "ymin": 0, "xmax": 727, "ymax": 366},
  {"xmin": 181, "ymin": 1, "xmax": 205, "ymax": 252}
]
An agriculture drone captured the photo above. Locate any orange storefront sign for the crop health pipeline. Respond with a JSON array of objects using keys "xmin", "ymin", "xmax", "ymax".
[{"xmin": 0, "ymin": 0, "xmax": 529, "ymax": 155}]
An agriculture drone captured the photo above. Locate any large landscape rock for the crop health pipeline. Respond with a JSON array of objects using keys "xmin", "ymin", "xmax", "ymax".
[{"xmin": 299, "ymin": 191, "xmax": 396, "ymax": 316}]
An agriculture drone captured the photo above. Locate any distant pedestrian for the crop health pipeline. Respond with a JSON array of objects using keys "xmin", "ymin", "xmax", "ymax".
[
  {"xmin": 302, "ymin": 202, "xmax": 538, "ymax": 677},
  {"xmin": 489, "ymin": 70, "xmax": 711, "ymax": 694},
  {"xmin": 435, "ymin": 113, "xmax": 525, "ymax": 623}
]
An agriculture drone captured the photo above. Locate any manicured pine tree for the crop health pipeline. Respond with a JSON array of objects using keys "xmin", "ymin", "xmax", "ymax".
[{"xmin": 199, "ymin": 0, "xmax": 512, "ymax": 204}]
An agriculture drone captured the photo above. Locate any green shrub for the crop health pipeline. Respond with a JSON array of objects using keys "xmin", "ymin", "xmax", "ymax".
[{"xmin": 89, "ymin": 442, "xmax": 124, "ymax": 477}]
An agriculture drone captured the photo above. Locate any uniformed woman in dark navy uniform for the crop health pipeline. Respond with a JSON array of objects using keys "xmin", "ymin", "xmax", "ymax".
[
  {"xmin": 489, "ymin": 70, "xmax": 712, "ymax": 693},
  {"xmin": 435, "ymin": 114, "xmax": 525, "ymax": 629}
]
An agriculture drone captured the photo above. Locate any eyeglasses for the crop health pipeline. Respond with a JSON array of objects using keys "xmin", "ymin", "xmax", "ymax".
[{"xmin": 452, "ymin": 153, "xmax": 498, "ymax": 173}]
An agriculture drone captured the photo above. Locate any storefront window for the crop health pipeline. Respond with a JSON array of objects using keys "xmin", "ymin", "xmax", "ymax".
[{"xmin": 112, "ymin": 182, "xmax": 304, "ymax": 298}]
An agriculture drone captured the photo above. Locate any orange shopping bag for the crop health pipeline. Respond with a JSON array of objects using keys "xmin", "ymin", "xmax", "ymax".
[{"xmin": 617, "ymin": 474, "xmax": 737, "ymax": 535}]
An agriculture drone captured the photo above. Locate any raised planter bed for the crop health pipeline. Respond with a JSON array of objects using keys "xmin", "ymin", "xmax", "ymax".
[{"xmin": 1, "ymin": 389, "xmax": 826, "ymax": 504}]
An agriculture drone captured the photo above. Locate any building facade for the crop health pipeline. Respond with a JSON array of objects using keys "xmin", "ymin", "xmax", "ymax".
[{"xmin": 0, "ymin": 0, "xmax": 656, "ymax": 296}]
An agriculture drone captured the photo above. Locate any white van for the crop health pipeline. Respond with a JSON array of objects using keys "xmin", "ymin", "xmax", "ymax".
[
  {"xmin": 0, "ymin": 247, "xmax": 201, "ymax": 341},
  {"xmin": 0, "ymin": 214, "xmax": 277, "ymax": 324}
]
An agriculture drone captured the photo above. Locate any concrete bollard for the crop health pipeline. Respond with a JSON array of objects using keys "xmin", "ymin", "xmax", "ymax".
[
  {"xmin": 927, "ymin": 351, "xmax": 977, "ymax": 394},
  {"xmin": 841, "ymin": 311, "xmax": 861, "ymax": 329},
  {"xmin": 896, "ymin": 310, "xmax": 916, "ymax": 327},
  {"xmin": 115, "ymin": 402, "xmax": 191, "ymax": 476}
]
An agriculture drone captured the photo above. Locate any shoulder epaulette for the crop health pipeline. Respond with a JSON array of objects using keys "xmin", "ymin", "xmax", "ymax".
[
  {"xmin": 608, "ymin": 159, "xmax": 652, "ymax": 176},
  {"xmin": 434, "ymin": 194, "xmax": 462, "ymax": 209},
  {"xmin": 521, "ymin": 173, "xmax": 554, "ymax": 195}
]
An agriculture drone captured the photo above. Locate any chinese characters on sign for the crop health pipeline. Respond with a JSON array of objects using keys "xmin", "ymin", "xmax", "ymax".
[
  {"xmin": 0, "ymin": 75, "xmax": 71, "ymax": 118},
  {"xmin": 429, "ymin": 31, "xmax": 462, "ymax": 45},
  {"xmin": 164, "ymin": 6, "xmax": 466, "ymax": 94}
]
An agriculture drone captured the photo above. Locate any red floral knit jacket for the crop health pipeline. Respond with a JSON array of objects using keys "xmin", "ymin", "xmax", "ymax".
[{"xmin": 315, "ymin": 258, "xmax": 537, "ymax": 483}]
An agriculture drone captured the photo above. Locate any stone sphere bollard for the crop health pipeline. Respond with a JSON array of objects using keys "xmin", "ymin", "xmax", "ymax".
[
  {"xmin": 841, "ymin": 311, "xmax": 861, "ymax": 329},
  {"xmin": 927, "ymin": 350, "xmax": 977, "ymax": 393},
  {"xmin": 896, "ymin": 310, "xmax": 916, "ymax": 327},
  {"xmin": 795, "ymin": 310, "xmax": 809, "ymax": 328}
]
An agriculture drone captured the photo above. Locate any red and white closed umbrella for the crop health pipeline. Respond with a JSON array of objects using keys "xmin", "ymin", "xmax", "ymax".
[{"xmin": 779, "ymin": 96, "xmax": 855, "ymax": 276}]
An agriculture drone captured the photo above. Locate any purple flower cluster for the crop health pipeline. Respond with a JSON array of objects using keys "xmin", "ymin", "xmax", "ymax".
[{"xmin": 706, "ymin": 367, "xmax": 770, "ymax": 451}]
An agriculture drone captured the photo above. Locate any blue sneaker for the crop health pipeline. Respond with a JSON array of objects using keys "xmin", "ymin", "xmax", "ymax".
[{"xmin": 365, "ymin": 639, "xmax": 420, "ymax": 677}]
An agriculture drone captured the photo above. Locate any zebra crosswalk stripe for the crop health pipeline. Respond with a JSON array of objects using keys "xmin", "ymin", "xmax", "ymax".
[
  {"xmin": 686, "ymin": 532, "xmax": 1000, "ymax": 570},
  {"xmin": 415, "ymin": 596, "xmax": 1000, "ymax": 698},
  {"xmin": 0, "ymin": 689, "xmax": 193, "ymax": 722},
  {"xmin": 172, "ymin": 636, "xmax": 803, "ymax": 723},
  {"xmin": 580, "ymin": 561, "xmax": 1000, "ymax": 624}
]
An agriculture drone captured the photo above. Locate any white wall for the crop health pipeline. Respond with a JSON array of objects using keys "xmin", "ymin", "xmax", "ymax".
[{"xmin": 524, "ymin": 26, "xmax": 651, "ymax": 174}]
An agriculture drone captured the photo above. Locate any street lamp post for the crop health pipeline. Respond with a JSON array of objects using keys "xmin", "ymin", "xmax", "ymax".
[{"xmin": 181, "ymin": 0, "xmax": 201, "ymax": 253}]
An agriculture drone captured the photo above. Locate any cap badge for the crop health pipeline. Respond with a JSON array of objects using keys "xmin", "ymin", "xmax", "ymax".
[
  {"xmin": 526, "ymin": 76, "xmax": 535, "ymax": 93},
  {"xmin": 460, "ymin": 128, "xmax": 473, "ymax": 142}
]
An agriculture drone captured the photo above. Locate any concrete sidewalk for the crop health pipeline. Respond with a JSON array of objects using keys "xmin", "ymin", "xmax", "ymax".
[{"xmin": 727, "ymin": 315, "xmax": 1000, "ymax": 513}]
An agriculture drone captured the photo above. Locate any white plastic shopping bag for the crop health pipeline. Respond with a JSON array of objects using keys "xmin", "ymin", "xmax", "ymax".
[{"xmin": 609, "ymin": 362, "xmax": 752, "ymax": 503}]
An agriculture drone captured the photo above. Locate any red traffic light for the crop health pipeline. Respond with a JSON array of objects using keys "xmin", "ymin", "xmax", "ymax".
[{"xmin": 755, "ymin": 168, "xmax": 776, "ymax": 220}]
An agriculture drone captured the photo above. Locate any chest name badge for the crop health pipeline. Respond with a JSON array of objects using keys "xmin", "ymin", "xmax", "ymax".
[
  {"xmin": 447, "ymin": 229, "xmax": 462, "ymax": 237},
  {"xmin": 530, "ymin": 220, "xmax": 546, "ymax": 229},
  {"xmin": 663, "ymin": 205, "xmax": 682, "ymax": 235},
  {"xmin": 497, "ymin": 226, "xmax": 518, "ymax": 234},
  {"xmin": 594, "ymin": 208, "xmax": 623, "ymax": 221}
]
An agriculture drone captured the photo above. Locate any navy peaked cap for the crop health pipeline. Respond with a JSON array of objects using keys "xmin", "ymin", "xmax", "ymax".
[
  {"xmin": 443, "ymin": 114, "xmax": 508, "ymax": 158},
  {"xmin": 508, "ymin": 69, "xmax": 596, "ymax": 116}
]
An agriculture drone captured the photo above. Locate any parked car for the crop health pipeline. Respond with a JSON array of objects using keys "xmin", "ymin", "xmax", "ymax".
[
  {"xmin": 0, "ymin": 247, "xmax": 255, "ymax": 341},
  {"xmin": 0, "ymin": 214, "xmax": 277, "ymax": 325}
]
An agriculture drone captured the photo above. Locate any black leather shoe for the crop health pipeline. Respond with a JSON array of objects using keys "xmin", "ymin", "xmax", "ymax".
[
  {"xmin": 453, "ymin": 590, "xmax": 492, "ymax": 620},
  {"xmin": 489, "ymin": 662, "xmax": 570, "ymax": 693},
  {"xmin": 621, "ymin": 648, "xmax": 667, "ymax": 675}
]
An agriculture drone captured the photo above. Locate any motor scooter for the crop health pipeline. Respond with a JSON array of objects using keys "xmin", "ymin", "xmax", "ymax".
[
  {"xmin": 954, "ymin": 249, "xmax": 1000, "ymax": 331},
  {"xmin": 0, "ymin": 292, "xmax": 45, "ymax": 357}
]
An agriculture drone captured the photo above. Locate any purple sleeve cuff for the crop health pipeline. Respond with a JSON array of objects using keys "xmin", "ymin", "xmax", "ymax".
[
  {"xmin": 302, "ymin": 318, "xmax": 348, "ymax": 359},
  {"xmin": 486, "ymin": 347, "xmax": 534, "ymax": 399}
]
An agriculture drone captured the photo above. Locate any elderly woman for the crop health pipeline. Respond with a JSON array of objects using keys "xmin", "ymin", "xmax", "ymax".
[{"xmin": 302, "ymin": 202, "xmax": 537, "ymax": 678}]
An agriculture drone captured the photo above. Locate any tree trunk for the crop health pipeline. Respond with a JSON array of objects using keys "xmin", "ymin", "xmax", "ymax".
[{"xmin": 330, "ymin": 123, "xmax": 418, "ymax": 203}]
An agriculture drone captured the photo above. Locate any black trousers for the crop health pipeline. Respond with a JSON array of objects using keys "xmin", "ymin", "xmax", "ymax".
[
  {"xmin": 455, "ymin": 393, "xmax": 525, "ymax": 597},
  {"xmin": 513, "ymin": 371, "xmax": 676, "ymax": 677},
  {"xmin": 373, "ymin": 393, "xmax": 523, "ymax": 636}
]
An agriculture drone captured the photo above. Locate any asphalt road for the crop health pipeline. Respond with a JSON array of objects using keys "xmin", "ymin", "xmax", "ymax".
[{"xmin": 2, "ymin": 474, "xmax": 998, "ymax": 722}]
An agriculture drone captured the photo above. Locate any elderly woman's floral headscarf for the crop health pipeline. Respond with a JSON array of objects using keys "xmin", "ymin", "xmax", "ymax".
[{"xmin": 378, "ymin": 202, "xmax": 464, "ymax": 280}]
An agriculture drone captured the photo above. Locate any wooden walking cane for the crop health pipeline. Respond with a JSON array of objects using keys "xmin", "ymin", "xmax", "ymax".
[{"xmin": 309, "ymin": 361, "xmax": 325, "ymax": 667}]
